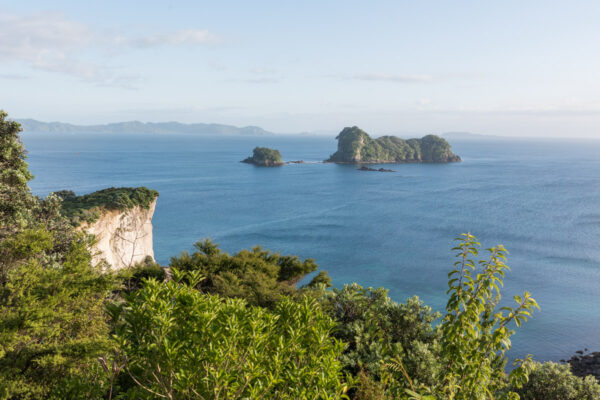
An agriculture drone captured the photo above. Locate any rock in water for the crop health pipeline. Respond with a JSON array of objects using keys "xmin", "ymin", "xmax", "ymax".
[{"xmin": 241, "ymin": 147, "xmax": 285, "ymax": 166}]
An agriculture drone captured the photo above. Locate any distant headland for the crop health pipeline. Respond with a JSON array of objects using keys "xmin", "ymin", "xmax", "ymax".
[
  {"xmin": 327, "ymin": 126, "xmax": 461, "ymax": 164},
  {"xmin": 16, "ymin": 119, "xmax": 273, "ymax": 136}
]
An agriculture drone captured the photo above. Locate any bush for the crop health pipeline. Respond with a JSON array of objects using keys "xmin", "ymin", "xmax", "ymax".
[
  {"xmin": 317, "ymin": 284, "xmax": 440, "ymax": 391},
  {"xmin": 117, "ymin": 256, "xmax": 166, "ymax": 292},
  {"xmin": 109, "ymin": 271, "xmax": 348, "ymax": 399},
  {"xmin": 0, "ymin": 229, "xmax": 115, "ymax": 399},
  {"xmin": 515, "ymin": 362, "xmax": 600, "ymax": 400},
  {"xmin": 392, "ymin": 233, "xmax": 539, "ymax": 400}
]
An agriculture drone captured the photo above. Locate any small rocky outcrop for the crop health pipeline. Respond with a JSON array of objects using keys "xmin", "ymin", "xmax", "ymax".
[
  {"xmin": 241, "ymin": 147, "xmax": 284, "ymax": 166},
  {"xmin": 563, "ymin": 349, "xmax": 600, "ymax": 380},
  {"xmin": 357, "ymin": 166, "xmax": 395, "ymax": 172}
]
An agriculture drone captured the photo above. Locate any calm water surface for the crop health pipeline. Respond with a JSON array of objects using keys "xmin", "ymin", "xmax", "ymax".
[{"xmin": 23, "ymin": 133, "xmax": 600, "ymax": 362}]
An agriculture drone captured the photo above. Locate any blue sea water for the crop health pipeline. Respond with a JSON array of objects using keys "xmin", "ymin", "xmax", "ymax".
[{"xmin": 23, "ymin": 133, "xmax": 600, "ymax": 363}]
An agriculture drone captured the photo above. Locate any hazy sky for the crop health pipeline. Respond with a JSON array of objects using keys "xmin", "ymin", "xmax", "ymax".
[{"xmin": 2, "ymin": 0, "xmax": 600, "ymax": 137}]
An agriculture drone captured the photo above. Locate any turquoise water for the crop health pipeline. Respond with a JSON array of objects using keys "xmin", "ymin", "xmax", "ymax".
[{"xmin": 23, "ymin": 133, "xmax": 600, "ymax": 363}]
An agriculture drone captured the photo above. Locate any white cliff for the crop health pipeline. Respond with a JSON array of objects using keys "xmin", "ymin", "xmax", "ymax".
[{"xmin": 79, "ymin": 198, "xmax": 157, "ymax": 270}]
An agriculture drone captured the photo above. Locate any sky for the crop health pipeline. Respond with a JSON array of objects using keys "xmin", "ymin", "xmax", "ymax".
[{"xmin": 2, "ymin": 0, "xmax": 600, "ymax": 137}]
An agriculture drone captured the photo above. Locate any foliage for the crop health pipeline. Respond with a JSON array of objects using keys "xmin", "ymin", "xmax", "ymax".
[
  {"xmin": 419, "ymin": 134, "xmax": 457, "ymax": 162},
  {"xmin": 117, "ymin": 256, "xmax": 166, "ymax": 293},
  {"xmin": 354, "ymin": 370, "xmax": 393, "ymax": 400},
  {"xmin": 327, "ymin": 126, "xmax": 460, "ymax": 163},
  {"xmin": 109, "ymin": 270, "xmax": 348, "ymax": 399},
  {"xmin": 514, "ymin": 362, "xmax": 600, "ymax": 400},
  {"xmin": 169, "ymin": 238, "xmax": 327, "ymax": 307},
  {"xmin": 317, "ymin": 284, "xmax": 441, "ymax": 397},
  {"xmin": 59, "ymin": 187, "xmax": 159, "ymax": 225},
  {"xmin": 242, "ymin": 146, "xmax": 283, "ymax": 166},
  {"xmin": 306, "ymin": 270, "xmax": 333, "ymax": 288},
  {"xmin": 396, "ymin": 233, "xmax": 539, "ymax": 400},
  {"xmin": 1, "ymin": 110, "xmax": 587, "ymax": 400},
  {"xmin": 0, "ymin": 111, "xmax": 117, "ymax": 399},
  {"xmin": 0, "ymin": 110, "xmax": 35, "ymax": 238},
  {"xmin": 0, "ymin": 228, "xmax": 116, "ymax": 399}
]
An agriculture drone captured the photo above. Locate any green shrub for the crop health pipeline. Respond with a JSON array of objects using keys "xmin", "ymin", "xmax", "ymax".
[
  {"xmin": 117, "ymin": 256, "xmax": 166, "ymax": 292},
  {"xmin": 0, "ymin": 229, "xmax": 115, "ymax": 399},
  {"xmin": 515, "ymin": 362, "xmax": 600, "ymax": 400},
  {"xmin": 392, "ymin": 233, "xmax": 539, "ymax": 400},
  {"xmin": 109, "ymin": 271, "xmax": 348, "ymax": 399},
  {"xmin": 318, "ymin": 284, "xmax": 440, "ymax": 391}
]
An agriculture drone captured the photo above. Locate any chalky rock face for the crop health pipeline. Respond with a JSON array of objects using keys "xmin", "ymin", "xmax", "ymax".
[
  {"xmin": 79, "ymin": 199, "xmax": 157, "ymax": 270},
  {"xmin": 327, "ymin": 126, "xmax": 461, "ymax": 164}
]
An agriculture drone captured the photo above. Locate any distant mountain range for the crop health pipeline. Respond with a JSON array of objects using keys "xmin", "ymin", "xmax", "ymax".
[
  {"xmin": 16, "ymin": 119, "xmax": 502, "ymax": 140},
  {"xmin": 17, "ymin": 119, "xmax": 273, "ymax": 136},
  {"xmin": 442, "ymin": 131, "xmax": 502, "ymax": 140}
]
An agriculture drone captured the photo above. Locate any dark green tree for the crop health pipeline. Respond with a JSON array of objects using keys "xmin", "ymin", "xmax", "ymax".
[
  {"xmin": 0, "ymin": 110, "xmax": 35, "ymax": 238},
  {"xmin": 169, "ymin": 238, "xmax": 327, "ymax": 307},
  {"xmin": 0, "ymin": 111, "xmax": 116, "ymax": 399}
]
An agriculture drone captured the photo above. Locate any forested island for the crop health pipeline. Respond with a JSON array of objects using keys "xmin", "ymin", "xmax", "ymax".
[
  {"xmin": 327, "ymin": 126, "xmax": 461, "ymax": 164},
  {"xmin": 2, "ymin": 110, "xmax": 599, "ymax": 399},
  {"xmin": 241, "ymin": 146, "xmax": 284, "ymax": 166}
]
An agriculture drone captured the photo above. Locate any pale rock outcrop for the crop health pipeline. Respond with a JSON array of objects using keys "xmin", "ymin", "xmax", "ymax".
[{"xmin": 79, "ymin": 198, "xmax": 157, "ymax": 270}]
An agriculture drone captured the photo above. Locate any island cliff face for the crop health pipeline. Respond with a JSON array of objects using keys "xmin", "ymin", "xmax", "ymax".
[
  {"xmin": 327, "ymin": 126, "xmax": 461, "ymax": 164},
  {"xmin": 78, "ymin": 199, "xmax": 157, "ymax": 270}
]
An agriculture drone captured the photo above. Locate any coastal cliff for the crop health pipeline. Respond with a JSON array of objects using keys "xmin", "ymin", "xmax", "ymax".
[
  {"xmin": 79, "ymin": 199, "xmax": 157, "ymax": 270},
  {"xmin": 58, "ymin": 187, "xmax": 159, "ymax": 270},
  {"xmin": 327, "ymin": 126, "xmax": 461, "ymax": 164}
]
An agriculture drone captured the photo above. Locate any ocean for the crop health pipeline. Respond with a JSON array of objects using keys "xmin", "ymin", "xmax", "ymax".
[{"xmin": 23, "ymin": 132, "xmax": 600, "ymax": 363}]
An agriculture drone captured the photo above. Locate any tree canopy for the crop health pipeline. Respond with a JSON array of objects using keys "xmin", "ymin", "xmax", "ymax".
[
  {"xmin": 169, "ymin": 238, "xmax": 327, "ymax": 308},
  {"xmin": 59, "ymin": 187, "xmax": 159, "ymax": 225}
]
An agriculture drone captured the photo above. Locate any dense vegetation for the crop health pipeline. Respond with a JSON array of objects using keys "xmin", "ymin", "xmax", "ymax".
[
  {"xmin": 327, "ymin": 126, "xmax": 461, "ymax": 164},
  {"xmin": 515, "ymin": 362, "xmax": 600, "ymax": 399},
  {"xmin": 1, "ymin": 110, "xmax": 599, "ymax": 399},
  {"xmin": 109, "ymin": 272, "xmax": 347, "ymax": 399},
  {"xmin": 169, "ymin": 238, "xmax": 327, "ymax": 307},
  {"xmin": 0, "ymin": 111, "xmax": 117, "ymax": 399},
  {"xmin": 241, "ymin": 146, "xmax": 284, "ymax": 166},
  {"xmin": 58, "ymin": 187, "xmax": 159, "ymax": 225}
]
